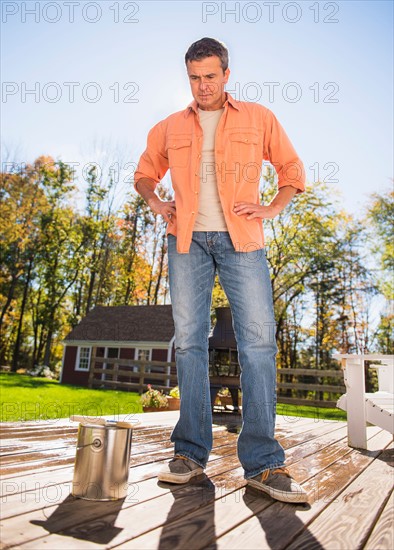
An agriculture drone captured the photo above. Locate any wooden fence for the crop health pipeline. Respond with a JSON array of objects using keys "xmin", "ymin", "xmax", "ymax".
[
  {"xmin": 276, "ymin": 368, "xmax": 346, "ymax": 408},
  {"xmin": 87, "ymin": 350, "xmax": 346, "ymax": 408},
  {"xmin": 88, "ymin": 353, "xmax": 178, "ymax": 393}
]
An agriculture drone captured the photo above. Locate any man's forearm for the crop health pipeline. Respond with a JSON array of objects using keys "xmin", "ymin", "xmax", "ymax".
[
  {"xmin": 234, "ymin": 184, "xmax": 298, "ymax": 220},
  {"xmin": 135, "ymin": 177, "xmax": 176, "ymax": 223},
  {"xmin": 268, "ymin": 185, "xmax": 298, "ymax": 216},
  {"xmin": 135, "ymin": 178, "xmax": 161, "ymax": 209}
]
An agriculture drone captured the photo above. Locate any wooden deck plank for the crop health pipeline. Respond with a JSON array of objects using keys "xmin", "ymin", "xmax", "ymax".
[
  {"xmin": 0, "ymin": 418, "xmax": 346, "ymax": 509},
  {"xmin": 1, "ymin": 434, "xmax": 236, "ymax": 496},
  {"xmin": 0, "ymin": 416, "xmax": 333, "ymax": 480},
  {"xmin": 0, "ymin": 425, "xmax": 178, "ymax": 461},
  {"xmin": 69, "ymin": 432, "xmax": 393, "ymax": 549},
  {"xmin": 0, "ymin": 426, "xmax": 232, "ymax": 477},
  {"xmin": 364, "ymin": 490, "xmax": 394, "ymax": 550},
  {"xmin": 1, "ymin": 455, "xmax": 244, "ymax": 548},
  {"xmin": 114, "ymin": 430, "xmax": 392, "ymax": 550},
  {"xmin": 213, "ymin": 431, "xmax": 393, "ymax": 550},
  {"xmin": 0, "ymin": 435, "xmax": 238, "ymax": 508},
  {"xmin": 0, "ymin": 426, "xmax": 228, "ymax": 456},
  {"xmin": 286, "ymin": 445, "xmax": 394, "ymax": 549},
  {"xmin": 1, "ymin": 415, "xmax": 392, "ymax": 550},
  {"xmin": 13, "ymin": 534, "xmax": 102, "ymax": 549},
  {"xmin": 1, "ymin": 422, "xmax": 350, "ymax": 523},
  {"xmin": 0, "ymin": 439, "xmax": 241, "ymax": 524},
  {"xmin": 0, "ymin": 417, "xmax": 335, "ymax": 548},
  {"xmin": 0, "ymin": 411, "xmax": 315, "ymax": 437},
  {"xmin": 0, "ymin": 434, "xmax": 236, "ymax": 504},
  {"xmin": 0, "ymin": 426, "xmax": 173, "ymax": 455}
]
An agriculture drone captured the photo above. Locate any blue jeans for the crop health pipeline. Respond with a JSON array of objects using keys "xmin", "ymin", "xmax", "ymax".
[{"xmin": 167, "ymin": 231, "xmax": 285, "ymax": 479}]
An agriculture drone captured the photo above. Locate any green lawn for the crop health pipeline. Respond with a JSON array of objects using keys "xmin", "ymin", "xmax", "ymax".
[
  {"xmin": 276, "ymin": 402, "xmax": 346, "ymax": 421},
  {"xmin": 1, "ymin": 373, "xmax": 346, "ymax": 422},
  {"xmin": 0, "ymin": 373, "xmax": 143, "ymax": 422}
]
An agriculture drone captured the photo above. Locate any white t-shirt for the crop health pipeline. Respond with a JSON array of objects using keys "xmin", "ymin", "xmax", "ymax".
[{"xmin": 193, "ymin": 107, "xmax": 228, "ymax": 231}]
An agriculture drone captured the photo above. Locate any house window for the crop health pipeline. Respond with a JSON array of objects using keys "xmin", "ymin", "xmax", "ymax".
[
  {"xmin": 103, "ymin": 347, "xmax": 120, "ymax": 381},
  {"xmin": 138, "ymin": 349, "xmax": 150, "ymax": 361},
  {"xmin": 107, "ymin": 347, "xmax": 120, "ymax": 361},
  {"xmin": 134, "ymin": 348, "xmax": 151, "ymax": 372},
  {"xmin": 75, "ymin": 347, "xmax": 91, "ymax": 371}
]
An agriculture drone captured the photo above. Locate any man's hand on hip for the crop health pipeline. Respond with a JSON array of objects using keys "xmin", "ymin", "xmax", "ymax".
[
  {"xmin": 233, "ymin": 185, "xmax": 298, "ymax": 220},
  {"xmin": 135, "ymin": 178, "xmax": 176, "ymax": 224},
  {"xmin": 233, "ymin": 202, "xmax": 279, "ymax": 220},
  {"xmin": 148, "ymin": 197, "xmax": 176, "ymax": 224}
]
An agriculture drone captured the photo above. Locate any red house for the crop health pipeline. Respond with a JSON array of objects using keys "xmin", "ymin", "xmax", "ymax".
[{"xmin": 60, "ymin": 305, "xmax": 176, "ymax": 389}]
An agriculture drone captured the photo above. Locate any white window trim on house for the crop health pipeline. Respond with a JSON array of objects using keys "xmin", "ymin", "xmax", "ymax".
[
  {"xmin": 134, "ymin": 347, "xmax": 152, "ymax": 373},
  {"xmin": 75, "ymin": 346, "xmax": 92, "ymax": 372},
  {"xmin": 166, "ymin": 335, "xmax": 175, "ymax": 387},
  {"xmin": 59, "ymin": 346, "xmax": 66, "ymax": 383}
]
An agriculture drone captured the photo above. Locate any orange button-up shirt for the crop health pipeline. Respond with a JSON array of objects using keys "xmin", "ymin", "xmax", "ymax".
[{"xmin": 134, "ymin": 93, "xmax": 305, "ymax": 254}]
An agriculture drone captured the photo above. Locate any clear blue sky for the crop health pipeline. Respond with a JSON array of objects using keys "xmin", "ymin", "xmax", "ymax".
[{"xmin": 1, "ymin": 0, "xmax": 393, "ymax": 215}]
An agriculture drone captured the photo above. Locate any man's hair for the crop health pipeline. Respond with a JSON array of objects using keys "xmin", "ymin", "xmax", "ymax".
[{"xmin": 185, "ymin": 37, "xmax": 229, "ymax": 72}]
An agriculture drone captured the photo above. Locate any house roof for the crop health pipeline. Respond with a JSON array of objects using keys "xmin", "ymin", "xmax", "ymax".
[{"xmin": 64, "ymin": 305, "xmax": 175, "ymax": 343}]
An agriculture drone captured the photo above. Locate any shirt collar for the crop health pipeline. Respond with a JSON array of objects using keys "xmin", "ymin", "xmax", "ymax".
[{"xmin": 184, "ymin": 92, "xmax": 240, "ymax": 117}]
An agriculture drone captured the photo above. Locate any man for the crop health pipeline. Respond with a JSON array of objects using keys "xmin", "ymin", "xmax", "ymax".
[{"xmin": 134, "ymin": 37, "xmax": 308, "ymax": 503}]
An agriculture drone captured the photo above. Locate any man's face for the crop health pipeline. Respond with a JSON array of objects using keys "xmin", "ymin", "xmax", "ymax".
[{"xmin": 186, "ymin": 56, "xmax": 230, "ymax": 111}]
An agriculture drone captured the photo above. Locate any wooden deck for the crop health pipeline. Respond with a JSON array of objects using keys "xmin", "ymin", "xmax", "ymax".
[{"xmin": 1, "ymin": 411, "xmax": 393, "ymax": 549}]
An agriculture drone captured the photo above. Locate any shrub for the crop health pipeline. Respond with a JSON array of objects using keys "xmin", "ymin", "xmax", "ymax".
[
  {"xmin": 169, "ymin": 386, "xmax": 180, "ymax": 398},
  {"xmin": 140, "ymin": 385, "xmax": 168, "ymax": 408},
  {"xmin": 26, "ymin": 365, "xmax": 59, "ymax": 380}
]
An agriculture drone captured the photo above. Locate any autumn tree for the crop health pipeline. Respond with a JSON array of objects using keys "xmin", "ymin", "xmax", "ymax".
[
  {"xmin": 0, "ymin": 163, "xmax": 47, "ymax": 367},
  {"xmin": 367, "ymin": 188, "xmax": 394, "ymax": 353}
]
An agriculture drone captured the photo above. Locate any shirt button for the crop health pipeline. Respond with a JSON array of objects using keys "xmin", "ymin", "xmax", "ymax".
[
  {"xmin": 191, "ymin": 211, "xmax": 195, "ymax": 214},
  {"xmin": 195, "ymin": 191, "xmax": 198, "ymax": 194}
]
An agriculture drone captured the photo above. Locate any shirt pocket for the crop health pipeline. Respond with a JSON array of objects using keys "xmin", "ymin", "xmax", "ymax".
[
  {"xmin": 166, "ymin": 136, "xmax": 192, "ymax": 168},
  {"xmin": 229, "ymin": 130, "xmax": 261, "ymax": 163}
]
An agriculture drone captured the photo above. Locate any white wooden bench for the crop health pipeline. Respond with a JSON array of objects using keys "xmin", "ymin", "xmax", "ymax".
[{"xmin": 334, "ymin": 354, "xmax": 394, "ymax": 449}]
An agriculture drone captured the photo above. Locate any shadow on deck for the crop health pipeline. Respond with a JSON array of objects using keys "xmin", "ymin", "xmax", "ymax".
[{"xmin": 1, "ymin": 411, "xmax": 393, "ymax": 549}]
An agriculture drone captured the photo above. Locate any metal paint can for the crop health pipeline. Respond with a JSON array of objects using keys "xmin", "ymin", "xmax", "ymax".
[{"xmin": 72, "ymin": 423, "xmax": 133, "ymax": 500}]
